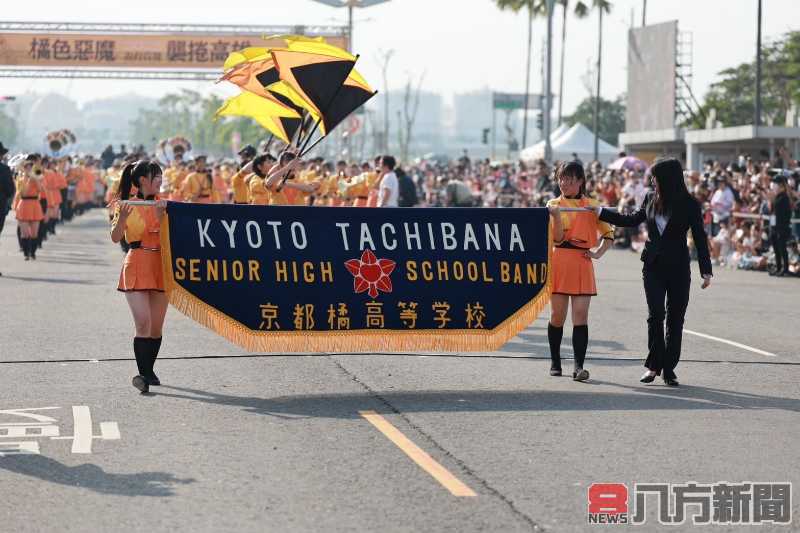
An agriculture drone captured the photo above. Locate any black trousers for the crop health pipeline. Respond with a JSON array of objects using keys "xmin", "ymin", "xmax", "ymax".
[
  {"xmin": 771, "ymin": 228, "xmax": 789, "ymax": 272},
  {"xmin": 642, "ymin": 263, "xmax": 690, "ymax": 378},
  {"xmin": 0, "ymin": 201, "xmax": 8, "ymax": 237}
]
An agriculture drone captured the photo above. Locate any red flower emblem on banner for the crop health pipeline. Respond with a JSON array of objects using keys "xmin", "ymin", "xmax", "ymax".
[{"xmin": 344, "ymin": 249, "xmax": 396, "ymax": 298}]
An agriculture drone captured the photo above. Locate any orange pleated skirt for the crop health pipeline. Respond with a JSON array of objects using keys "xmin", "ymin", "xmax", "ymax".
[
  {"xmin": 117, "ymin": 249, "xmax": 164, "ymax": 292},
  {"xmin": 16, "ymin": 199, "xmax": 45, "ymax": 222},
  {"xmin": 551, "ymin": 247, "xmax": 597, "ymax": 296}
]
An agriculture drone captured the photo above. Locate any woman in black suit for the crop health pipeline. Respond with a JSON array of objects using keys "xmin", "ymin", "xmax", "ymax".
[
  {"xmin": 769, "ymin": 175, "xmax": 793, "ymax": 277},
  {"xmin": 597, "ymin": 158, "xmax": 712, "ymax": 386}
]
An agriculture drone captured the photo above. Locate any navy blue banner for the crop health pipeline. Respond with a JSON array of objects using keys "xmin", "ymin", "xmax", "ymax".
[{"xmin": 162, "ymin": 203, "xmax": 551, "ymax": 352}]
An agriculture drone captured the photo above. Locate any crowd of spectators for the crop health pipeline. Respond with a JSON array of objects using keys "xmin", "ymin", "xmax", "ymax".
[{"xmin": 403, "ymin": 149, "xmax": 800, "ymax": 277}]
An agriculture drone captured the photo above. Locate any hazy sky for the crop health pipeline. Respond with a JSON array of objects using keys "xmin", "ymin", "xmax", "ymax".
[{"xmin": 2, "ymin": 0, "xmax": 798, "ymax": 114}]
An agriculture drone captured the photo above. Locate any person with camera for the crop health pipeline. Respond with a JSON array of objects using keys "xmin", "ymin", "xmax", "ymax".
[
  {"xmin": 110, "ymin": 160, "xmax": 168, "ymax": 394},
  {"xmin": 13, "ymin": 155, "xmax": 46, "ymax": 261},
  {"xmin": 769, "ymin": 175, "xmax": 793, "ymax": 277},
  {"xmin": 597, "ymin": 158, "xmax": 712, "ymax": 386}
]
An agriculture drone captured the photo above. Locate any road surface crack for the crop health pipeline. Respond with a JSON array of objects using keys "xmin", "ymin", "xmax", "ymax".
[{"xmin": 329, "ymin": 355, "xmax": 545, "ymax": 532}]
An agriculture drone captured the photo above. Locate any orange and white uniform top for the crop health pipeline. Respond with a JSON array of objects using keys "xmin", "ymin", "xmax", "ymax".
[
  {"xmin": 231, "ymin": 169, "xmax": 252, "ymax": 204},
  {"xmin": 53, "ymin": 168, "xmax": 68, "ymax": 199},
  {"xmin": 266, "ymin": 183, "xmax": 294, "ymax": 206},
  {"xmin": 77, "ymin": 166, "xmax": 96, "ymax": 203},
  {"xmin": 345, "ymin": 173, "xmax": 370, "ymax": 207},
  {"xmin": 105, "ymin": 168, "xmax": 122, "ymax": 205},
  {"xmin": 546, "ymin": 195, "xmax": 613, "ymax": 296},
  {"xmin": 14, "ymin": 177, "xmax": 45, "ymax": 222},
  {"xmin": 248, "ymin": 175, "xmax": 270, "ymax": 205},
  {"xmin": 112, "ymin": 201, "xmax": 164, "ymax": 292},
  {"xmin": 180, "ymin": 172, "xmax": 213, "ymax": 203},
  {"xmin": 43, "ymin": 170, "xmax": 63, "ymax": 207},
  {"xmin": 164, "ymin": 166, "xmax": 186, "ymax": 201},
  {"xmin": 67, "ymin": 166, "xmax": 83, "ymax": 186},
  {"xmin": 212, "ymin": 170, "xmax": 229, "ymax": 203},
  {"xmin": 546, "ymin": 195, "xmax": 613, "ymax": 249}
]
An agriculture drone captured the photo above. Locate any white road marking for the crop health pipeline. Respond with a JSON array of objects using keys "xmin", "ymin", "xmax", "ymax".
[
  {"xmin": 100, "ymin": 422, "xmax": 121, "ymax": 440},
  {"xmin": 684, "ymin": 329, "xmax": 776, "ymax": 357},
  {"xmin": 71, "ymin": 406, "xmax": 93, "ymax": 454}
]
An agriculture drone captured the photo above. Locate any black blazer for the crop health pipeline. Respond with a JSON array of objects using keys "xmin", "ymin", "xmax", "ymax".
[
  {"xmin": 772, "ymin": 192, "xmax": 792, "ymax": 231},
  {"xmin": 599, "ymin": 191, "xmax": 713, "ymax": 277}
]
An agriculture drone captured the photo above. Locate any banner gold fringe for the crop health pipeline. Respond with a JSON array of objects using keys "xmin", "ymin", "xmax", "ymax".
[{"xmin": 160, "ymin": 214, "xmax": 552, "ymax": 353}]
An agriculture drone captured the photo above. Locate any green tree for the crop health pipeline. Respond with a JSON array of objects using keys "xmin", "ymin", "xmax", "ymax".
[
  {"xmin": 567, "ymin": 94, "xmax": 625, "ymax": 145},
  {"xmin": 495, "ymin": 0, "xmax": 612, "ymax": 149},
  {"xmin": 130, "ymin": 90, "xmax": 273, "ymax": 157},
  {"xmin": 689, "ymin": 31, "xmax": 800, "ymax": 129},
  {"xmin": 0, "ymin": 109, "xmax": 18, "ymax": 146}
]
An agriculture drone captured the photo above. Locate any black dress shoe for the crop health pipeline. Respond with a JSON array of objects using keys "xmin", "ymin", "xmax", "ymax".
[
  {"xmin": 640, "ymin": 371, "xmax": 657, "ymax": 383},
  {"xmin": 146, "ymin": 373, "xmax": 161, "ymax": 386},
  {"xmin": 549, "ymin": 367, "xmax": 562, "ymax": 377},
  {"xmin": 663, "ymin": 376, "xmax": 679, "ymax": 386}
]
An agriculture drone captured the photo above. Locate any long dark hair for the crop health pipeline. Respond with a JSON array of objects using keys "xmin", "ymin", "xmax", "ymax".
[
  {"xmin": 650, "ymin": 157, "xmax": 690, "ymax": 214},
  {"xmin": 556, "ymin": 161, "xmax": 586, "ymax": 196},
  {"xmin": 119, "ymin": 160, "xmax": 163, "ymax": 200}
]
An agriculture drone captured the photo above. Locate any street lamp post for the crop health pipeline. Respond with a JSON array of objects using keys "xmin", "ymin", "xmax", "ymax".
[
  {"xmin": 754, "ymin": 0, "xmax": 762, "ymax": 129},
  {"xmin": 310, "ymin": 0, "xmax": 391, "ymax": 52},
  {"xmin": 544, "ymin": 0, "xmax": 555, "ymax": 164}
]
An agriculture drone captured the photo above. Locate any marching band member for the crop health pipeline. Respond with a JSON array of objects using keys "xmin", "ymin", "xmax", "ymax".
[
  {"xmin": 104, "ymin": 159, "xmax": 124, "ymax": 206},
  {"xmin": 180, "ymin": 156, "xmax": 214, "ymax": 203},
  {"xmin": 57, "ymin": 156, "xmax": 70, "ymax": 223},
  {"xmin": 110, "ymin": 160, "xmax": 168, "ymax": 394},
  {"xmin": 212, "ymin": 163, "xmax": 230, "ymax": 203},
  {"xmin": 545, "ymin": 161, "xmax": 614, "ymax": 381},
  {"xmin": 66, "ymin": 158, "xmax": 84, "ymax": 217},
  {"xmin": 247, "ymin": 155, "xmax": 271, "ymax": 205},
  {"xmin": 231, "ymin": 158, "xmax": 255, "ymax": 205},
  {"xmin": 345, "ymin": 170, "xmax": 370, "ymax": 207},
  {"xmin": 43, "ymin": 157, "xmax": 63, "ymax": 236},
  {"xmin": 366, "ymin": 157, "xmax": 382, "ymax": 207},
  {"xmin": 328, "ymin": 164, "xmax": 350, "ymax": 207},
  {"xmin": 36, "ymin": 156, "xmax": 50, "ymax": 249},
  {"xmin": 14, "ymin": 155, "xmax": 46, "ymax": 260},
  {"xmin": 265, "ymin": 152, "xmax": 319, "ymax": 205}
]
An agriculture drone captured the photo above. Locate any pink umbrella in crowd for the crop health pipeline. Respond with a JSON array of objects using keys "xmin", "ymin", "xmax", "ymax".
[{"xmin": 609, "ymin": 155, "xmax": 648, "ymax": 172}]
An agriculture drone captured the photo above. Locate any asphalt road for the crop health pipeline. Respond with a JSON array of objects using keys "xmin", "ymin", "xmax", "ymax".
[{"xmin": 1, "ymin": 209, "xmax": 798, "ymax": 533}]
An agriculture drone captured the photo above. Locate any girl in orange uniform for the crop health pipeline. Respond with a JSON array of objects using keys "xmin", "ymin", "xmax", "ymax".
[
  {"xmin": 14, "ymin": 156, "xmax": 45, "ymax": 260},
  {"xmin": 43, "ymin": 157, "xmax": 63, "ymax": 236},
  {"xmin": 262, "ymin": 153, "xmax": 319, "ymax": 205},
  {"xmin": 110, "ymin": 160, "xmax": 168, "ymax": 394},
  {"xmin": 545, "ymin": 162, "xmax": 613, "ymax": 381}
]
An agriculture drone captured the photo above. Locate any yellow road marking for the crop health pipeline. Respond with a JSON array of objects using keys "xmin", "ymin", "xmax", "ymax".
[{"xmin": 359, "ymin": 410, "xmax": 476, "ymax": 497}]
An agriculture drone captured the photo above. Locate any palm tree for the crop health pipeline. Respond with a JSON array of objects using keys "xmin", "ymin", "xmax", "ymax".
[
  {"xmin": 494, "ymin": 0, "xmax": 547, "ymax": 148},
  {"xmin": 574, "ymin": 0, "xmax": 613, "ymax": 161},
  {"xmin": 556, "ymin": 1, "xmax": 592, "ymax": 127}
]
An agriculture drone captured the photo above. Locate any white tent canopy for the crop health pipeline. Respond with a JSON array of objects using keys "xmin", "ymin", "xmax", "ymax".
[
  {"xmin": 519, "ymin": 123, "xmax": 569, "ymax": 161},
  {"xmin": 520, "ymin": 123, "xmax": 619, "ymax": 165}
]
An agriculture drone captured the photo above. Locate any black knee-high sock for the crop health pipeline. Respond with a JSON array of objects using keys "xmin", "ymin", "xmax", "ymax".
[
  {"xmin": 547, "ymin": 323, "xmax": 563, "ymax": 370},
  {"xmin": 572, "ymin": 325, "xmax": 588, "ymax": 370},
  {"xmin": 21, "ymin": 238, "xmax": 30, "ymax": 258},
  {"xmin": 133, "ymin": 337, "xmax": 148, "ymax": 376},
  {"xmin": 17, "ymin": 226, "xmax": 23, "ymax": 251},
  {"xmin": 147, "ymin": 337, "xmax": 162, "ymax": 376}
]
